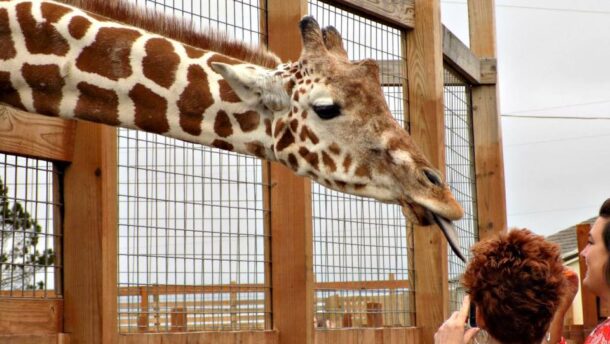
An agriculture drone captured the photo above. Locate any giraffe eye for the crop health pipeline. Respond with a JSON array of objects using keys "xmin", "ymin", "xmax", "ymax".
[
  {"xmin": 312, "ymin": 104, "xmax": 341, "ymax": 120},
  {"xmin": 424, "ymin": 169, "xmax": 443, "ymax": 186}
]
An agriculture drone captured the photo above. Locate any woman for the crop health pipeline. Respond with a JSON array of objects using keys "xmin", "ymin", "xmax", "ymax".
[
  {"xmin": 579, "ymin": 198, "xmax": 610, "ymax": 343},
  {"xmin": 435, "ymin": 228, "xmax": 577, "ymax": 344}
]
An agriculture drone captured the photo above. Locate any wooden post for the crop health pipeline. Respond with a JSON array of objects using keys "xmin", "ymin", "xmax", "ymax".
[
  {"xmin": 265, "ymin": 1, "xmax": 313, "ymax": 344},
  {"xmin": 407, "ymin": 0, "xmax": 449, "ymax": 342},
  {"xmin": 170, "ymin": 307, "xmax": 186, "ymax": 332},
  {"xmin": 366, "ymin": 302, "xmax": 383, "ymax": 328},
  {"xmin": 137, "ymin": 287, "xmax": 149, "ymax": 333},
  {"xmin": 230, "ymin": 281, "xmax": 238, "ymax": 329},
  {"xmin": 63, "ymin": 122, "xmax": 117, "ymax": 344},
  {"xmin": 577, "ymin": 223, "xmax": 598, "ymax": 330},
  {"xmin": 468, "ymin": 0, "xmax": 507, "ymax": 241}
]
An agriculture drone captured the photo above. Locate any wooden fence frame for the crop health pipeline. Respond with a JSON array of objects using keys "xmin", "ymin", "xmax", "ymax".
[{"xmin": 0, "ymin": 0, "xmax": 504, "ymax": 343}]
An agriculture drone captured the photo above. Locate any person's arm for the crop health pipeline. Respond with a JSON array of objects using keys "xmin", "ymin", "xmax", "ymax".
[{"xmin": 542, "ymin": 269, "xmax": 579, "ymax": 344}]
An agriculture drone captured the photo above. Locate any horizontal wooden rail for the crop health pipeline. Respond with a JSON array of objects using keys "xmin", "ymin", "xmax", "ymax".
[
  {"xmin": 0, "ymin": 299, "xmax": 63, "ymax": 335},
  {"xmin": 314, "ymin": 328, "xmax": 421, "ymax": 343},
  {"xmin": 119, "ymin": 284, "xmax": 268, "ymax": 296},
  {"xmin": 0, "ymin": 105, "xmax": 75, "ymax": 162},
  {"xmin": 327, "ymin": 0, "xmax": 414, "ymax": 29},
  {"xmin": 0, "ymin": 334, "xmax": 69, "ymax": 344},
  {"xmin": 118, "ymin": 330, "xmax": 279, "ymax": 344},
  {"xmin": 316, "ymin": 280, "xmax": 409, "ymax": 290}
]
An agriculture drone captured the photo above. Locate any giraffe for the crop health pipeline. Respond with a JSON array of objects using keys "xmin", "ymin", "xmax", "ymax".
[{"xmin": 0, "ymin": 0, "xmax": 467, "ymax": 260}]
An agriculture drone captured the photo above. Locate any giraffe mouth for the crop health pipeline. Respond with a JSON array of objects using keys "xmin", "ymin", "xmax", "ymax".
[{"xmin": 400, "ymin": 201, "xmax": 466, "ymax": 262}]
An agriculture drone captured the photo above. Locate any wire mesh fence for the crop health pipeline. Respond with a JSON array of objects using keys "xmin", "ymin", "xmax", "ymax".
[
  {"xmin": 443, "ymin": 66, "xmax": 479, "ymax": 312},
  {"xmin": 117, "ymin": 0, "xmax": 269, "ymax": 333},
  {"xmin": 308, "ymin": 0, "xmax": 414, "ymax": 329},
  {"xmin": 0, "ymin": 154, "xmax": 61, "ymax": 299}
]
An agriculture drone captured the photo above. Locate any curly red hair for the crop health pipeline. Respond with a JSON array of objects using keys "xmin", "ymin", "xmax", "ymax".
[{"xmin": 462, "ymin": 229, "xmax": 565, "ymax": 344}]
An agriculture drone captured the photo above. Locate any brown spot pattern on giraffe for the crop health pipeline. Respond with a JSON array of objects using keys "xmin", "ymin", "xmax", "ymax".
[
  {"xmin": 299, "ymin": 125, "xmax": 319, "ymax": 144},
  {"xmin": 212, "ymin": 139, "xmax": 233, "ymax": 151},
  {"xmin": 234, "ymin": 111, "xmax": 260, "ymax": 132},
  {"xmin": 289, "ymin": 119, "xmax": 299, "ymax": 133},
  {"xmin": 0, "ymin": 9, "xmax": 16, "ymax": 60},
  {"xmin": 298, "ymin": 147, "xmax": 319, "ymax": 171},
  {"xmin": 143, "ymin": 38, "xmax": 180, "ymax": 88},
  {"xmin": 214, "ymin": 110, "xmax": 233, "ymax": 138},
  {"xmin": 273, "ymin": 120, "xmax": 285, "ymax": 138},
  {"xmin": 246, "ymin": 141, "xmax": 266, "ymax": 159},
  {"xmin": 276, "ymin": 130, "xmax": 295, "ymax": 152},
  {"xmin": 129, "ymin": 83, "xmax": 169, "ymax": 134},
  {"xmin": 40, "ymin": 2, "xmax": 71, "ymax": 23},
  {"xmin": 355, "ymin": 164, "xmax": 371, "ymax": 179},
  {"xmin": 328, "ymin": 143, "xmax": 341, "ymax": 155},
  {"xmin": 206, "ymin": 53, "xmax": 241, "ymax": 69},
  {"xmin": 264, "ymin": 119, "xmax": 272, "ymax": 136},
  {"xmin": 184, "ymin": 45, "xmax": 204, "ymax": 59},
  {"xmin": 16, "ymin": 2, "xmax": 69, "ymax": 56},
  {"xmin": 76, "ymin": 27, "xmax": 141, "ymax": 80},
  {"xmin": 74, "ymin": 82, "xmax": 120, "ymax": 126},
  {"xmin": 0, "ymin": 71, "xmax": 24, "ymax": 108},
  {"xmin": 343, "ymin": 154, "xmax": 352, "ymax": 172},
  {"xmin": 334, "ymin": 180, "xmax": 347, "ymax": 188},
  {"xmin": 68, "ymin": 16, "xmax": 92, "ymax": 39},
  {"xmin": 21, "ymin": 63, "xmax": 65, "ymax": 116},
  {"xmin": 288, "ymin": 154, "xmax": 299, "ymax": 170},
  {"xmin": 321, "ymin": 152, "xmax": 336, "ymax": 172},
  {"xmin": 177, "ymin": 64, "xmax": 212, "ymax": 136},
  {"xmin": 218, "ymin": 80, "xmax": 241, "ymax": 103}
]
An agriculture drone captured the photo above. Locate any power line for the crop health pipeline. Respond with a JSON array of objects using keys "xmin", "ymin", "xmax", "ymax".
[
  {"xmin": 505, "ymin": 99, "xmax": 610, "ymax": 114},
  {"xmin": 501, "ymin": 114, "xmax": 610, "ymax": 120},
  {"xmin": 509, "ymin": 204, "xmax": 599, "ymax": 217},
  {"xmin": 506, "ymin": 133, "xmax": 610, "ymax": 147},
  {"xmin": 441, "ymin": 1, "xmax": 610, "ymax": 15}
]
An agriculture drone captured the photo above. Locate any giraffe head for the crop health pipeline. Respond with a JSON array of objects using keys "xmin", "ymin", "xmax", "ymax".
[{"xmin": 212, "ymin": 17, "xmax": 465, "ymax": 259}]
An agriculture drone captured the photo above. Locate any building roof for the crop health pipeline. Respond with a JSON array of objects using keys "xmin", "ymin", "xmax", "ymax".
[{"xmin": 547, "ymin": 217, "xmax": 597, "ymax": 260}]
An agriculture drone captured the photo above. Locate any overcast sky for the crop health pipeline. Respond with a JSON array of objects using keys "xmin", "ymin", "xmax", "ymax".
[{"xmin": 441, "ymin": 0, "xmax": 610, "ymax": 236}]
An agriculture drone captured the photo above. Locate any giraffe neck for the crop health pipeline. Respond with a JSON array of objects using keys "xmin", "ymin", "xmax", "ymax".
[{"xmin": 0, "ymin": 0, "xmax": 279, "ymax": 160}]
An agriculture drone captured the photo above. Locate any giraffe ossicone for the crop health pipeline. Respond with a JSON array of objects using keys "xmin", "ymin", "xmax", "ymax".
[{"xmin": 0, "ymin": 0, "xmax": 466, "ymax": 261}]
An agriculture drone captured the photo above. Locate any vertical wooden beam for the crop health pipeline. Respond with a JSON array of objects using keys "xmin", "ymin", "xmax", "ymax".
[
  {"xmin": 468, "ymin": 0, "xmax": 507, "ymax": 241},
  {"xmin": 406, "ymin": 0, "xmax": 448, "ymax": 342},
  {"xmin": 577, "ymin": 223, "xmax": 598, "ymax": 330},
  {"xmin": 265, "ymin": 1, "xmax": 313, "ymax": 344},
  {"xmin": 63, "ymin": 122, "xmax": 118, "ymax": 344}
]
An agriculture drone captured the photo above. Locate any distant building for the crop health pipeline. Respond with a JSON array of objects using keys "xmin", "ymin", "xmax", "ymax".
[{"xmin": 547, "ymin": 217, "xmax": 596, "ymax": 325}]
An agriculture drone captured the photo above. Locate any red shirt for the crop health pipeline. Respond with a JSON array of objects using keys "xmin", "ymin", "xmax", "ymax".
[{"xmin": 585, "ymin": 318, "xmax": 610, "ymax": 344}]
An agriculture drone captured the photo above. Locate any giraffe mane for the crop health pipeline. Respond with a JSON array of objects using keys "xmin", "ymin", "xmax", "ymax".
[{"xmin": 57, "ymin": 0, "xmax": 281, "ymax": 68}]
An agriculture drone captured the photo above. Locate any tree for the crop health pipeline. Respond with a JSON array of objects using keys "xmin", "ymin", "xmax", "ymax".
[{"xmin": 0, "ymin": 177, "xmax": 55, "ymax": 290}]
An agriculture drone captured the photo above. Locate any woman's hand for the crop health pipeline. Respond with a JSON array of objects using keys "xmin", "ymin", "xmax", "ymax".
[{"xmin": 434, "ymin": 296, "xmax": 480, "ymax": 344}]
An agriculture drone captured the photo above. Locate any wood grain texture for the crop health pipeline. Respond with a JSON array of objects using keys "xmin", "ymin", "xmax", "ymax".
[
  {"xmin": 468, "ymin": 0, "xmax": 506, "ymax": 240},
  {"xmin": 118, "ymin": 331, "xmax": 279, "ymax": 344},
  {"xmin": 330, "ymin": 0, "xmax": 414, "ymax": 29},
  {"xmin": 472, "ymin": 86, "xmax": 507, "ymax": 240},
  {"xmin": 314, "ymin": 327, "xmax": 421, "ymax": 343},
  {"xmin": 0, "ymin": 334, "xmax": 68, "ymax": 344},
  {"xmin": 442, "ymin": 25, "xmax": 480, "ymax": 85},
  {"xmin": 0, "ymin": 104, "xmax": 75, "ymax": 162},
  {"xmin": 63, "ymin": 122, "xmax": 118, "ymax": 344},
  {"xmin": 479, "ymin": 58, "xmax": 497, "ymax": 85},
  {"xmin": 468, "ymin": 0, "xmax": 497, "ymax": 58},
  {"xmin": 266, "ymin": 1, "xmax": 314, "ymax": 344},
  {"xmin": 0, "ymin": 299, "xmax": 63, "ymax": 334},
  {"xmin": 406, "ymin": 0, "xmax": 449, "ymax": 342}
]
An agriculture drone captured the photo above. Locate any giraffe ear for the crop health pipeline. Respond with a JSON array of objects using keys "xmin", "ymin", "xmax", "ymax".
[{"xmin": 211, "ymin": 62, "xmax": 289, "ymax": 112}]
